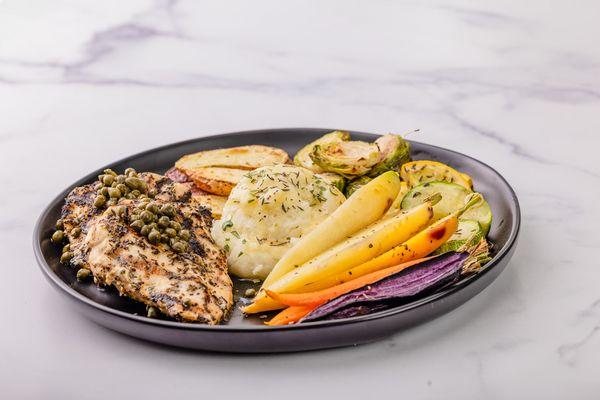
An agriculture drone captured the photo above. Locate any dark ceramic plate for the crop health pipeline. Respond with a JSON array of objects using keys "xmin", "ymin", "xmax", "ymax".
[{"xmin": 34, "ymin": 128, "xmax": 520, "ymax": 353}]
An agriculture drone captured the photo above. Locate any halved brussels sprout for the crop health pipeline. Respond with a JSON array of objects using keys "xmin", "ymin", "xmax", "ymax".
[
  {"xmin": 316, "ymin": 172, "xmax": 347, "ymax": 193},
  {"xmin": 310, "ymin": 141, "xmax": 381, "ymax": 177},
  {"xmin": 344, "ymin": 176, "xmax": 373, "ymax": 197},
  {"xmin": 294, "ymin": 131, "xmax": 350, "ymax": 173},
  {"xmin": 368, "ymin": 134, "xmax": 411, "ymax": 177}
]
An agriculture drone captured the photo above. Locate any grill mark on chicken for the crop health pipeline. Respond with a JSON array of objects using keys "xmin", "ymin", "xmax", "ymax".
[{"xmin": 60, "ymin": 172, "xmax": 232, "ymax": 324}]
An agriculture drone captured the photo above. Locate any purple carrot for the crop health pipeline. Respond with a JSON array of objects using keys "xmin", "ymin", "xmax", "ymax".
[{"xmin": 302, "ymin": 252, "xmax": 468, "ymax": 322}]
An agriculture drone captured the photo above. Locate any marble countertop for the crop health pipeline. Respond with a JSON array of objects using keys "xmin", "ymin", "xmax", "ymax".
[{"xmin": 2, "ymin": 0, "xmax": 599, "ymax": 398}]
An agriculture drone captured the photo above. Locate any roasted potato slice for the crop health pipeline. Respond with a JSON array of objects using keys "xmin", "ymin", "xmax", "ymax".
[
  {"xmin": 192, "ymin": 193, "xmax": 228, "ymax": 219},
  {"xmin": 186, "ymin": 167, "xmax": 247, "ymax": 196},
  {"xmin": 176, "ymin": 145, "xmax": 289, "ymax": 171}
]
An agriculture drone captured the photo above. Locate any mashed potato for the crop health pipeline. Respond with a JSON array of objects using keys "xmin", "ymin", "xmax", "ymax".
[{"xmin": 211, "ymin": 164, "xmax": 345, "ymax": 280}]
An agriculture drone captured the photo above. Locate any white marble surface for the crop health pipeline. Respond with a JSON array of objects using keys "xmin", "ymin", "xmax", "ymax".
[{"xmin": 1, "ymin": 0, "xmax": 600, "ymax": 398}]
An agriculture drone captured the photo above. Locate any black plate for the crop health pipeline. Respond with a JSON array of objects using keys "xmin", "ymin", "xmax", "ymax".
[{"xmin": 33, "ymin": 128, "xmax": 520, "ymax": 353}]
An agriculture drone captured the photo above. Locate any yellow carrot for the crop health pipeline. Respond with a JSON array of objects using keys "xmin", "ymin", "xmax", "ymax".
[
  {"xmin": 304, "ymin": 193, "xmax": 483, "ymax": 290},
  {"xmin": 245, "ymin": 194, "xmax": 440, "ymax": 313},
  {"xmin": 383, "ymin": 181, "xmax": 409, "ymax": 218},
  {"xmin": 261, "ymin": 171, "xmax": 401, "ymax": 289}
]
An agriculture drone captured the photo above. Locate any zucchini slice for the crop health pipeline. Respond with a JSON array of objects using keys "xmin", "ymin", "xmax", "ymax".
[
  {"xmin": 400, "ymin": 160, "xmax": 473, "ymax": 190},
  {"xmin": 401, "ymin": 181, "xmax": 492, "ymax": 234},
  {"xmin": 432, "ymin": 219, "xmax": 484, "ymax": 255}
]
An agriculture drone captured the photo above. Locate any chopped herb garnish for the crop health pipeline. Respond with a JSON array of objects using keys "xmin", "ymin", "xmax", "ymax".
[{"xmin": 222, "ymin": 220, "xmax": 234, "ymax": 230}]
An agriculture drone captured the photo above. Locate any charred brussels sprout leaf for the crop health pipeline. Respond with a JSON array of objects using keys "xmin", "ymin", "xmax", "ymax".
[
  {"xmin": 316, "ymin": 172, "xmax": 347, "ymax": 193},
  {"xmin": 369, "ymin": 134, "xmax": 411, "ymax": 177},
  {"xmin": 294, "ymin": 131, "xmax": 350, "ymax": 173},
  {"xmin": 344, "ymin": 176, "xmax": 373, "ymax": 197},
  {"xmin": 310, "ymin": 141, "xmax": 381, "ymax": 177}
]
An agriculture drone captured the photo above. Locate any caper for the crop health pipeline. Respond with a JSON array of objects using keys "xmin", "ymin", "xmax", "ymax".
[
  {"xmin": 60, "ymin": 251, "xmax": 73, "ymax": 264},
  {"xmin": 125, "ymin": 177, "xmax": 140, "ymax": 190},
  {"xmin": 146, "ymin": 306, "xmax": 158, "ymax": 318},
  {"xmin": 130, "ymin": 189, "xmax": 141, "ymax": 198},
  {"xmin": 138, "ymin": 180, "xmax": 148, "ymax": 191},
  {"xmin": 116, "ymin": 175, "xmax": 126, "ymax": 184},
  {"xmin": 172, "ymin": 241, "xmax": 186, "ymax": 253},
  {"xmin": 100, "ymin": 187, "xmax": 109, "ymax": 197},
  {"xmin": 130, "ymin": 219, "xmax": 145, "ymax": 231},
  {"xmin": 71, "ymin": 227, "xmax": 81, "ymax": 238},
  {"xmin": 124, "ymin": 167, "xmax": 136, "ymax": 176},
  {"xmin": 116, "ymin": 184, "xmax": 129, "ymax": 195},
  {"xmin": 164, "ymin": 228, "xmax": 177, "ymax": 238},
  {"xmin": 160, "ymin": 204, "xmax": 175, "ymax": 217},
  {"xmin": 125, "ymin": 192, "xmax": 135, "ymax": 199},
  {"xmin": 51, "ymin": 230, "xmax": 64, "ymax": 243},
  {"xmin": 140, "ymin": 225, "xmax": 151, "ymax": 236},
  {"xmin": 148, "ymin": 222, "xmax": 158, "ymax": 230},
  {"xmin": 169, "ymin": 221, "xmax": 181, "ymax": 231},
  {"xmin": 106, "ymin": 198, "xmax": 117, "ymax": 207},
  {"xmin": 148, "ymin": 230, "xmax": 160, "ymax": 244},
  {"xmin": 93, "ymin": 195, "xmax": 106, "ymax": 208},
  {"xmin": 62, "ymin": 244, "xmax": 71, "ymax": 253},
  {"xmin": 140, "ymin": 211, "xmax": 154, "ymax": 223},
  {"xmin": 108, "ymin": 188, "xmax": 121, "ymax": 198},
  {"xmin": 103, "ymin": 168, "xmax": 117, "ymax": 176},
  {"xmin": 102, "ymin": 175, "xmax": 115, "ymax": 186},
  {"xmin": 145, "ymin": 202, "xmax": 159, "ymax": 214},
  {"xmin": 179, "ymin": 229, "xmax": 191, "ymax": 241},
  {"xmin": 76, "ymin": 268, "xmax": 91, "ymax": 281},
  {"xmin": 111, "ymin": 181, "xmax": 118, "ymax": 188},
  {"xmin": 169, "ymin": 238, "xmax": 177, "ymax": 247},
  {"xmin": 158, "ymin": 216, "xmax": 170, "ymax": 228},
  {"xmin": 160, "ymin": 234, "xmax": 169, "ymax": 243},
  {"xmin": 98, "ymin": 174, "xmax": 106, "ymax": 182},
  {"xmin": 55, "ymin": 219, "xmax": 64, "ymax": 230}
]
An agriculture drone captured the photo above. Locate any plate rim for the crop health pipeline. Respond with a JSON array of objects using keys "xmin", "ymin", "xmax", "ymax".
[{"xmin": 33, "ymin": 127, "xmax": 521, "ymax": 332}]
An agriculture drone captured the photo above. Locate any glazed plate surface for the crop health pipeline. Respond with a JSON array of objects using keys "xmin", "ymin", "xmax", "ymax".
[{"xmin": 34, "ymin": 128, "xmax": 520, "ymax": 353}]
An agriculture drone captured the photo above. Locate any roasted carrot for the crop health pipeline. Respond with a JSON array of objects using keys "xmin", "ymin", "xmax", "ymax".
[
  {"xmin": 266, "ymin": 256, "xmax": 435, "ymax": 307},
  {"xmin": 300, "ymin": 193, "xmax": 483, "ymax": 291},
  {"xmin": 264, "ymin": 306, "xmax": 313, "ymax": 326}
]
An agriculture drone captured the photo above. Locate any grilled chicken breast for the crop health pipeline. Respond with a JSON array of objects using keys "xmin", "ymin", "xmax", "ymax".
[{"xmin": 60, "ymin": 172, "xmax": 233, "ymax": 324}]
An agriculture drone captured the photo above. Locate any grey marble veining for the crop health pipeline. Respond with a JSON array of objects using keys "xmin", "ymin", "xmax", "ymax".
[{"xmin": 1, "ymin": 0, "xmax": 600, "ymax": 399}]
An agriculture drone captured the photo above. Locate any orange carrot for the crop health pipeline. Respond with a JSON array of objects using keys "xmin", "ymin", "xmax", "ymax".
[
  {"xmin": 264, "ymin": 306, "xmax": 313, "ymax": 326},
  {"xmin": 266, "ymin": 255, "xmax": 436, "ymax": 308}
]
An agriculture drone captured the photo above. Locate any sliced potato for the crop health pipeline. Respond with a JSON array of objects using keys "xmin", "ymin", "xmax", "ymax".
[
  {"xmin": 176, "ymin": 145, "xmax": 289, "ymax": 171},
  {"xmin": 400, "ymin": 160, "xmax": 473, "ymax": 190},
  {"xmin": 186, "ymin": 167, "xmax": 248, "ymax": 196},
  {"xmin": 192, "ymin": 193, "xmax": 228, "ymax": 219}
]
